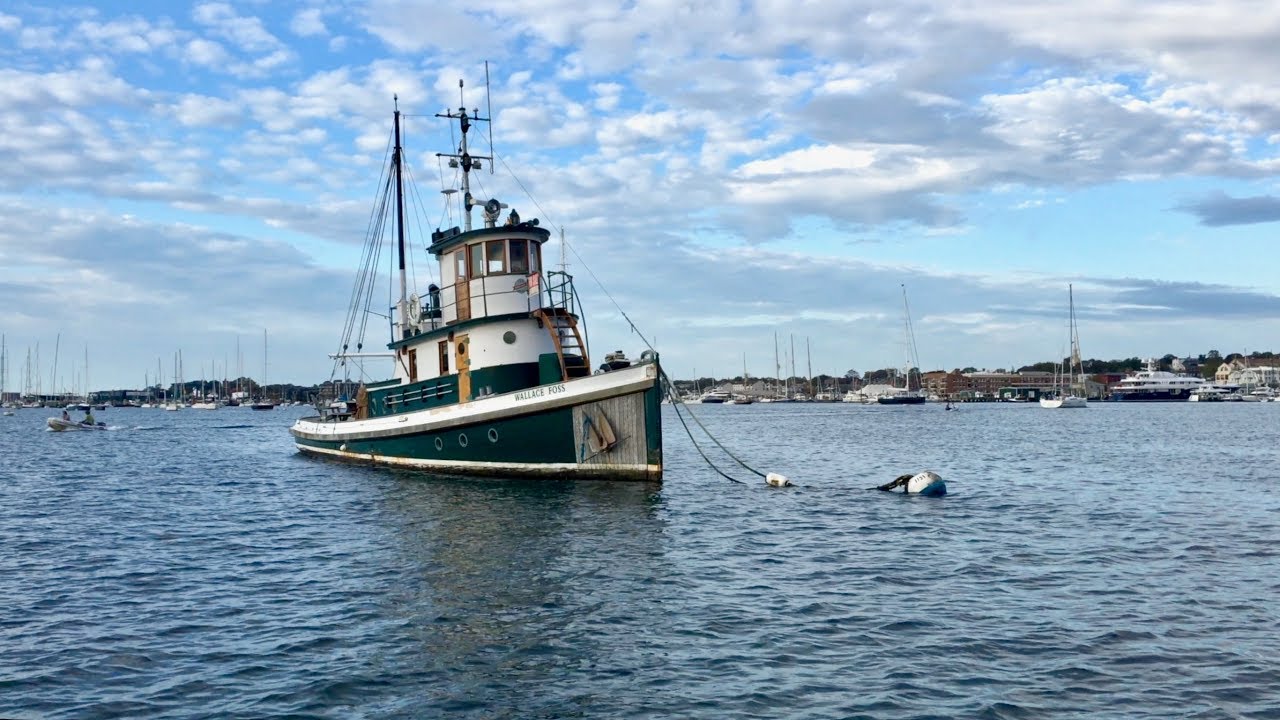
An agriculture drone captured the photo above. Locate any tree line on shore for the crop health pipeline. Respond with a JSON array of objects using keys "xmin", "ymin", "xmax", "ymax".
[{"xmin": 674, "ymin": 349, "xmax": 1278, "ymax": 389}]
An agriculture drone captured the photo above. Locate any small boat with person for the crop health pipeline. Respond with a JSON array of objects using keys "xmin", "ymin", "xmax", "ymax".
[{"xmin": 46, "ymin": 410, "xmax": 106, "ymax": 431}]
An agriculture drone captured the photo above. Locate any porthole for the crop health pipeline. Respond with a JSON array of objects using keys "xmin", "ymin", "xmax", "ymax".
[
  {"xmin": 458, "ymin": 433, "xmax": 469, "ymax": 447},
  {"xmin": 458, "ymin": 343, "xmax": 467, "ymax": 355},
  {"xmin": 434, "ymin": 437, "xmax": 444, "ymax": 451},
  {"xmin": 503, "ymin": 331, "xmax": 517, "ymax": 345},
  {"xmin": 488, "ymin": 428, "xmax": 499, "ymax": 443}
]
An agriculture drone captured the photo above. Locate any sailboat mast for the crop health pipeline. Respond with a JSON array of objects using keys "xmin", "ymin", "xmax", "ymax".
[
  {"xmin": 1068, "ymin": 283, "xmax": 1080, "ymax": 389},
  {"xmin": 790, "ymin": 334, "xmax": 796, "ymax": 396},
  {"xmin": 262, "ymin": 329, "xmax": 269, "ymax": 398},
  {"xmin": 51, "ymin": 333, "xmax": 60, "ymax": 401},
  {"xmin": 392, "ymin": 97, "xmax": 409, "ymax": 339},
  {"xmin": 806, "ymin": 337, "xmax": 813, "ymax": 397},
  {"xmin": 900, "ymin": 284, "xmax": 920, "ymax": 392},
  {"xmin": 773, "ymin": 332, "xmax": 781, "ymax": 398}
]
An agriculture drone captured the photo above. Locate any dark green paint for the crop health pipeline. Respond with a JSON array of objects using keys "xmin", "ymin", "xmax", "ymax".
[
  {"xmin": 298, "ymin": 403, "xmax": 579, "ymax": 464},
  {"xmin": 469, "ymin": 362, "xmax": 540, "ymax": 399}
]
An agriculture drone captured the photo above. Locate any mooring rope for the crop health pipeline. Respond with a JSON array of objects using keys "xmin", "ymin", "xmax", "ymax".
[
  {"xmin": 665, "ymin": 395, "xmax": 747, "ymax": 485},
  {"xmin": 660, "ymin": 369, "xmax": 769, "ymax": 481}
]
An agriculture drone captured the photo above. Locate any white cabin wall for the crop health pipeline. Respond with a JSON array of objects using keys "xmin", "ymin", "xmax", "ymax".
[
  {"xmin": 390, "ymin": 318, "xmax": 559, "ymax": 385},
  {"xmin": 467, "ymin": 275, "xmax": 543, "ymax": 317},
  {"xmin": 464, "ymin": 319, "xmax": 558, "ymax": 372}
]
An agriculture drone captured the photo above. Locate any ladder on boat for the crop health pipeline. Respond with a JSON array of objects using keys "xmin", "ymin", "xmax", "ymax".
[{"xmin": 533, "ymin": 308, "xmax": 590, "ymax": 381}]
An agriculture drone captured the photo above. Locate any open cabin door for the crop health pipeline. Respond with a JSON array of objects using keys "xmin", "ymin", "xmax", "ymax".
[
  {"xmin": 450, "ymin": 249, "xmax": 472, "ymax": 322},
  {"xmin": 453, "ymin": 334, "xmax": 471, "ymax": 401}
]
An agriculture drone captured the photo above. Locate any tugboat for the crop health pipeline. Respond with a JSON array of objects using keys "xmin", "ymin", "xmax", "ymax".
[{"xmin": 290, "ymin": 92, "xmax": 663, "ymax": 480}]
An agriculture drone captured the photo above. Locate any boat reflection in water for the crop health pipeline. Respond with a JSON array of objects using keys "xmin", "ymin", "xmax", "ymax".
[{"xmin": 370, "ymin": 475, "xmax": 665, "ymax": 712}]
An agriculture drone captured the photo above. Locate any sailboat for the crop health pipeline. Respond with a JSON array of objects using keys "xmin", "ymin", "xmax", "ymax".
[
  {"xmin": 1040, "ymin": 284, "xmax": 1088, "ymax": 409},
  {"xmin": 251, "ymin": 329, "xmax": 275, "ymax": 410},
  {"xmin": 289, "ymin": 88, "xmax": 663, "ymax": 480},
  {"xmin": 877, "ymin": 285, "xmax": 927, "ymax": 405},
  {"xmin": 163, "ymin": 354, "xmax": 182, "ymax": 411},
  {"xmin": 1, "ymin": 334, "xmax": 12, "ymax": 415}
]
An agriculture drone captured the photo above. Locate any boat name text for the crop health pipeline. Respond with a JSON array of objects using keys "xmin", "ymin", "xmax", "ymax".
[{"xmin": 515, "ymin": 384, "xmax": 567, "ymax": 402}]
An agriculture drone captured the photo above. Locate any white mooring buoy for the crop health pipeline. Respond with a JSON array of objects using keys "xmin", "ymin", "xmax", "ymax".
[
  {"xmin": 766, "ymin": 472, "xmax": 792, "ymax": 487},
  {"xmin": 906, "ymin": 471, "xmax": 946, "ymax": 496}
]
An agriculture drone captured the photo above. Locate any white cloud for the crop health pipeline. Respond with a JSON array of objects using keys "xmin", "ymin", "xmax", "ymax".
[
  {"xmin": 192, "ymin": 2, "xmax": 281, "ymax": 52},
  {"xmin": 76, "ymin": 17, "xmax": 169, "ymax": 53},
  {"xmin": 590, "ymin": 82, "xmax": 622, "ymax": 112},
  {"xmin": 171, "ymin": 94, "xmax": 242, "ymax": 127},
  {"xmin": 185, "ymin": 37, "xmax": 229, "ymax": 67},
  {"xmin": 290, "ymin": 8, "xmax": 327, "ymax": 37}
]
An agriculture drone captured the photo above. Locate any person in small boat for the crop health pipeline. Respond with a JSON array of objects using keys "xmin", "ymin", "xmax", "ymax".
[
  {"xmin": 83, "ymin": 408, "xmax": 95, "ymax": 425},
  {"xmin": 61, "ymin": 409, "xmax": 71, "ymax": 421}
]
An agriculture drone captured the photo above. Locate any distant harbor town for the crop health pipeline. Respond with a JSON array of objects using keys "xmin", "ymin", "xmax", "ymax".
[
  {"xmin": 1, "ymin": 344, "xmax": 1278, "ymax": 409},
  {"xmin": 670, "ymin": 351, "xmax": 1280, "ymax": 404}
]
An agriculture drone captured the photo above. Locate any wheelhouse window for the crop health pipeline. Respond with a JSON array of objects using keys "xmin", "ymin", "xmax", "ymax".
[
  {"xmin": 451, "ymin": 250, "xmax": 466, "ymax": 282},
  {"xmin": 468, "ymin": 243, "xmax": 485, "ymax": 278},
  {"xmin": 509, "ymin": 239, "xmax": 528, "ymax": 274},
  {"xmin": 438, "ymin": 340, "xmax": 449, "ymax": 374},
  {"xmin": 529, "ymin": 242, "xmax": 541, "ymax": 273},
  {"xmin": 486, "ymin": 240, "xmax": 506, "ymax": 274}
]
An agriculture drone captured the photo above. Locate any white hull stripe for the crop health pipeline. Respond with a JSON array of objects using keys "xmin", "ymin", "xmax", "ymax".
[{"xmin": 295, "ymin": 442, "xmax": 661, "ymax": 480}]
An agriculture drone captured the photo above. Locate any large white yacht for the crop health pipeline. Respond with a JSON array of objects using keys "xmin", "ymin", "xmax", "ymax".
[{"xmin": 1109, "ymin": 358, "xmax": 1206, "ymax": 402}]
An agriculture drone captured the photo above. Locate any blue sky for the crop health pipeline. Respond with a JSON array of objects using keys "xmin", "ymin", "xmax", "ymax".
[{"xmin": 1, "ymin": 1, "xmax": 1279, "ymax": 391}]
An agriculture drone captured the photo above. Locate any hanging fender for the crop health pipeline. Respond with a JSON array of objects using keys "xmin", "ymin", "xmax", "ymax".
[{"xmin": 581, "ymin": 409, "xmax": 619, "ymax": 459}]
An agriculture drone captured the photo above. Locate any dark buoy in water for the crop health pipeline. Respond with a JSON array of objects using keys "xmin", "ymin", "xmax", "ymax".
[{"xmin": 876, "ymin": 471, "xmax": 946, "ymax": 496}]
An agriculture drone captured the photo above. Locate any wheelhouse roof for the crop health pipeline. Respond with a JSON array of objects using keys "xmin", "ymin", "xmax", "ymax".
[{"xmin": 427, "ymin": 223, "xmax": 550, "ymax": 256}]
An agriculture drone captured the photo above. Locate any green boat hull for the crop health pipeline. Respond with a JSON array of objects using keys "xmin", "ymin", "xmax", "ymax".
[{"xmin": 292, "ymin": 365, "xmax": 663, "ymax": 481}]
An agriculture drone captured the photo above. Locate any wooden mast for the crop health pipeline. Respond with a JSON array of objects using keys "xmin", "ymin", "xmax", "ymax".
[{"xmin": 393, "ymin": 96, "xmax": 409, "ymax": 340}]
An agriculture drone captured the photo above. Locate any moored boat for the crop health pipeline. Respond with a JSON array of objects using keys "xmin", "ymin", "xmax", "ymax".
[
  {"xmin": 1109, "ymin": 358, "xmax": 1205, "ymax": 401},
  {"xmin": 1040, "ymin": 284, "xmax": 1088, "ymax": 409},
  {"xmin": 876, "ymin": 285, "xmax": 927, "ymax": 406},
  {"xmin": 289, "ymin": 91, "xmax": 663, "ymax": 481}
]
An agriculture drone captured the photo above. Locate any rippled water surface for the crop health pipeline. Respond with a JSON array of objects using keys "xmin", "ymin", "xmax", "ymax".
[{"xmin": 3, "ymin": 402, "xmax": 1279, "ymax": 718}]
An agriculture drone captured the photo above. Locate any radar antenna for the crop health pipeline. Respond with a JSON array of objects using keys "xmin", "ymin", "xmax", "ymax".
[{"xmin": 435, "ymin": 76, "xmax": 493, "ymax": 231}]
